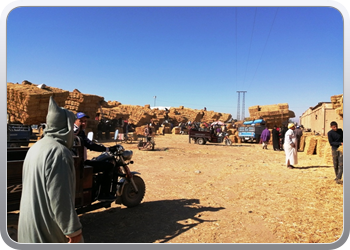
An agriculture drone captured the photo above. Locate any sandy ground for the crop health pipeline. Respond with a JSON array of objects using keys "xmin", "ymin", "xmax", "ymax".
[{"xmin": 79, "ymin": 134, "xmax": 343, "ymax": 243}]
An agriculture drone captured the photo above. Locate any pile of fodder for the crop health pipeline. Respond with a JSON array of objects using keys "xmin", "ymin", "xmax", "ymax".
[
  {"xmin": 64, "ymin": 89, "xmax": 104, "ymax": 117},
  {"xmin": 101, "ymin": 104, "xmax": 156, "ymax": 127},
  {"xmin": 331, "ymin": 94, "xmax": 343, "ymax": 118},
  {"xmin": 64, "ymin": 89, "xmax": 104, "ymax": 133},
  {"xmin": 7, "ymin": 81, "xmax": 69, "ymax": 125},
  {"xmin": 248, "ymin": 103, "xmax": 295, "ymax": 128},
  {"xmin": 300, "ymin": 135, "xmax": 333, "ymax": 166},
  {"xmin": 304, "ymin": 136, "xmax": 318, "ymax": 155},
  {"xmin": 316, "ymin": 137, "xmax": 329, "ymax": 158}
]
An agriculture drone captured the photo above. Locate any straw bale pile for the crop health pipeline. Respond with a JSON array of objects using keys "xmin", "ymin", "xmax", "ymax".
[
  {"xmin": 299, "ymin": 135, "xmax": 306, "ymax": 151},
  {"xmin": 7, "ymin": 82, "xmax": 69, "ymax": 125},
  {"xmin": 227, "ymin": 128, "xmax": 237, "ymax": 135},
  {"xmin": 172, "ymin": 127, "xmax": 181, "ymax": 134},
  {"xmin": 304, "ymin": 136, "xmax": 318, "ymax": 155},
  {"xmin": 201, "ymin": 111, "xmax": 223, "ymax": 123},
  {"xmin": 323, "ymin": 144, "xmax": 333, "ymax": 165},
  {"xmin": 247, "ymin": 103, "xmax": 295, "ymax": 128},
  {"xmin": 331, "ymin": 94, "xmax": 343, "ymax": 118},
  {"xmin": 316, "ymin": 137, "xmax": 328, "ymax": 158},
  {"xmin": 64, "ymin": 89, "xmax": 104, "ymax": 117},
  {"xmin": 101, "ymin": 104, "xmax": 156, "ymax": 127}
]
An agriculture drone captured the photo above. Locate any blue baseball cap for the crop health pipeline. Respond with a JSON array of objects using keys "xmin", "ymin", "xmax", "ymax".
[{"xmin": 76, "ymin": 112, "xmax": 90, "ymax": 119}]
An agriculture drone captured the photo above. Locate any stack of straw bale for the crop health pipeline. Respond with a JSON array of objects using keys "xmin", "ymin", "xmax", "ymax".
[
  {"xmin": 247, "ymin": 103, "xmax": 295, "ymax": 128},
  {"xmin": 330, "ymin": 94, "xmax": 343, "ymax": 118},
  {"xmin": 304, "ymin": 136, "xmax": 318, "ymax": 155},
  {"xmin": 64, "ymin": 89, "xmax": 104, "ymax": 118},
  {"xmin": 172, "ymin": 127, "xmax": 181, "ymax": 134},
  {"xmin": 7, "ymin": 81, "xmax": 69, "ymax": 125},
  {"xmin": 299, "ymin": 135, "xmax": 307, "ymax": 152},
  {"xmin": 323, "ymin": 144, "xmax": 333, "ymax": 165},
  {"xmin": 316, "ymin": 137, "xmax": 329, "ymax": 158}
]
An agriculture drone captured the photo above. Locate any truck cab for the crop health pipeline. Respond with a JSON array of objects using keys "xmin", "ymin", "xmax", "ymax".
[
  {"xmin": 238, "ymin": 119, "xmax": 266, "ymax": 143},
  {"xmin": 7, "ymin": 124, "xmax": 33, "ymax": 147}
]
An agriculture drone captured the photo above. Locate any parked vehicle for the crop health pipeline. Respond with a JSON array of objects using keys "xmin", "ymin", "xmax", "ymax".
[
  {"xmin": 238, "ymin": 119, "xmax": 266, "ymax": 143},
  {"xmin": 7, "ymin": 124, "xmax": 33, "ymax": 147},
  {"xmin": 188, "ymin": 128, "xmax": 232, "ymax": 146},
  {"xmin": 7, "ymin": 136, "xmax": 145, "ymax": 241}
]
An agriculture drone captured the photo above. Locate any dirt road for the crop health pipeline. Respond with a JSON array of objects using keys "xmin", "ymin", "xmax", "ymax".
[{"xmin": 80, "ymin": 134, "xmax": 343, "ymax": 243}]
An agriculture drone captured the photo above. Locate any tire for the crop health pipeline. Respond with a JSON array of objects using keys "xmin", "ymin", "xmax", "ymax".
[
  {"xmin": 121, "ymin": 176, "xmax": 146, "ymax": 207},
  {"xmin": 147, "ymin": 142, "xmax": 155, "ymax": 151},
  {"xmin": 197, "ymin": 137, "xmax": 206, "ymax": 145},
  {"xmin": 126, "ymin": 137, "xmax": 133, "ymax": 144},
  {"xmin": 225, "ymin": 139, "xmax": 232, "ymax": 146},
  {"xmin": 7, "ymin": 213, "xmax": 19, "ymax": 242}
]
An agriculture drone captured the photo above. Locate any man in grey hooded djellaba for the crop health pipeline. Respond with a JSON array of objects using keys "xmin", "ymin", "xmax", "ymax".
[{"xmin": 18, "ymin": 96, "xmax": 83, "ymax": 243}]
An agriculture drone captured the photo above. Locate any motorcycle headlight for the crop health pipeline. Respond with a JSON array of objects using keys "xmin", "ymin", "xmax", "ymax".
[{"xmin": 122, "ymin": 150, "xmax": 133, "ymax": 161}]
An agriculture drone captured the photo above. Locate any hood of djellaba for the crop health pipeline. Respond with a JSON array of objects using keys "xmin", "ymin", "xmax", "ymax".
[{"xmin": 44, "ymin": 96, "xmax": 76, "ymax": 149}]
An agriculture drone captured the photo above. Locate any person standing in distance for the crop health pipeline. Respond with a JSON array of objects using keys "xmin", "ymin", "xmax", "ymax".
[
  {"xmin": 327, "ymin": 121, "xmax": 343, "ymax": 184},
  {"xmin": 18, "ymin": 97, "xmax": 83, "ymax": 243},
  {"xmin": 284, "ymin": 123, "xmax": 298, "ymax": 169}
]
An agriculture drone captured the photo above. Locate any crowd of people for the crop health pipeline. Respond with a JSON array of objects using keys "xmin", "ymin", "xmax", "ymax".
[
  {"xmin": 260, "ymin": 122, "xmax": 343, "ymax": 185},
  {"xmin": 262, "ymin": 124, "xmax": 304, "ymax": 152}
]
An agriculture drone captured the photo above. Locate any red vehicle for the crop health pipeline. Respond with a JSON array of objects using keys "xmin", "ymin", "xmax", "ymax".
[{"xmin": 188, "ymin": 128, "xmax": 232, "ymax": 146}]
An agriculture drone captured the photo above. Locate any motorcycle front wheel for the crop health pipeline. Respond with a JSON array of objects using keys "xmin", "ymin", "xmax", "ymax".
[
  {"xmin": 225, "ymin": 138, "xmax": 232, "ymax": 146},
  {"xmin": 121, "ymin": 175, "xmax": 146, "ymax": 207}
]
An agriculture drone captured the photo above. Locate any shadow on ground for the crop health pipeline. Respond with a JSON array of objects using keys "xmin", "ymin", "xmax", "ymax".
[
  {"xmin": 292, "ymin": 165, "xmax": 332, "ymax": 170},
  {"xmin": 202, "ymin": 144, "xmax": 253, "ymax": 147},
  {"xmin": 79, "ymin": 199, "xmax": 224, "ymax": 243}
]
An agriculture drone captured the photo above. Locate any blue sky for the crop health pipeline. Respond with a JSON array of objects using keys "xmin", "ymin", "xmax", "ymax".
[{"xmin": 7, "ymin": 6, "xmax": 344, "ymax": 121}]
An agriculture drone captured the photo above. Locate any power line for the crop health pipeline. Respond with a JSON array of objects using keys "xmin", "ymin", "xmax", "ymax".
[
  {"xmin": 243, "ymin": 7, "xmax": 258, "ymax": 85},
  {"xmin": 247, "ymin": 7, "xmax": 279, "ymax": 90}
]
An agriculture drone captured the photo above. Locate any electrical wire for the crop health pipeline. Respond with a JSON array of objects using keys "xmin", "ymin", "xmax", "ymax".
[
  {"xmin": 246, "ymin": 7, "xmax": 279, "ymax": 90},
  {"xmin": 243, "ymin": 7, "xmax": 258, "ymax": 85}
]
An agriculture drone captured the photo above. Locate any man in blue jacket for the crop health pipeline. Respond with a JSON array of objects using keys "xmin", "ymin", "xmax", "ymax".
[
  {"xmin": 74, "ymin": 112, "xmax": 117, "ymax": 200},
  {"xmin": 327, "ymin": 121, "xmax": 343, "ymax": 184}
]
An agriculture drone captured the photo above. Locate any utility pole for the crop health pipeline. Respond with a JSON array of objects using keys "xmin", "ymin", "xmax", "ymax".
[
  {"xmin": 237, "ymin": 91, "xmax": 241, "ymax": 121},
  {"xmin": 242, "ymin": 91, "xmax": 247, "ymax": 120},
  {"xmin": 236, "ymin": 91, "xmax": 247, "ymax": 121}
]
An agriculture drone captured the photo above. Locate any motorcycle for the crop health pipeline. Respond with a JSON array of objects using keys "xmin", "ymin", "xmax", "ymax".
[
  {"xmin": 88, "ymin": 144, "xmax": 146, "ymax": 207},
  {"xmin": 137, "ymin": 136, "xmax": 155, "ymax": 151},
  {"xmin": 219, "ymin": 132, "xmax": 232, "ymax": 146}
]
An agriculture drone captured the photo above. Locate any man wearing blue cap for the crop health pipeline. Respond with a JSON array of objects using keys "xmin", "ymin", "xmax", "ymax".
[{"xmin": 74, "ymin": 112, "xmax": 117, "ymax": 201}]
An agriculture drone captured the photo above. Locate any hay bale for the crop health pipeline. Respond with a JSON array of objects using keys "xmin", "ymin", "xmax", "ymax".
[
  {"xmin": 172, "ymin": 127, "xmax": 181, "ymax": 134},
  {"xmin": 278, "ymin": 103, "xmax": 289, "ymax": 109},
  {"xmin": 316, "ymin": 137, "xmax": 328, "ymax": 158},
  {"xmin": 323, "ymin": 144, "xmax": 333, "ymax": 165},
  {"xmin": 7, "ymin": 82, "xmax": 69, "ymax": 125},
  {"xmin": 304, "ymin": 136, "xmax": 317, "ymax": 155},
  {"xmin": 299, "ymin": 135, "xmax": 307, "ymax": 152}
]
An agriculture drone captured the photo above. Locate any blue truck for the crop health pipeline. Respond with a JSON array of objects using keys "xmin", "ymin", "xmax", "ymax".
[{"xmin": 238, "ymin": 119, "xmax": 266, "ymax": 143}]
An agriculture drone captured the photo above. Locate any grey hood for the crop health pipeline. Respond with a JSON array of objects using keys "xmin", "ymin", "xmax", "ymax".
[{"xmin": 44, "ymin": 96, "xmax": 75, "ymax": 149}]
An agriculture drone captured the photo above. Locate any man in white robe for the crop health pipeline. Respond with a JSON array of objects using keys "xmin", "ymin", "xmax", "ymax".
[
  {"xmin": 18, "ymin": 97, "xmax": 83, "ymax": 243},
  {"xmin": 284, "ymin": 123, "xmax": 298, "ymax": 169}
]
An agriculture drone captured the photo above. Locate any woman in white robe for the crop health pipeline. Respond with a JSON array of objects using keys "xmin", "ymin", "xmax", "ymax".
[{"xmin": 284, "ymin": 123, "xmax": 298, "ymax": 169}]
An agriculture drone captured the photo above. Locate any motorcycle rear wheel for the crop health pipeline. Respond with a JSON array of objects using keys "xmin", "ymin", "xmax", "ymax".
[
  {"xmin": 121, "ymin": 176, "xmax": 146, "ymax": 207},
  {"xmin": 225, "ymin": 139, "xmax": 232, "ymax": 146}
]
